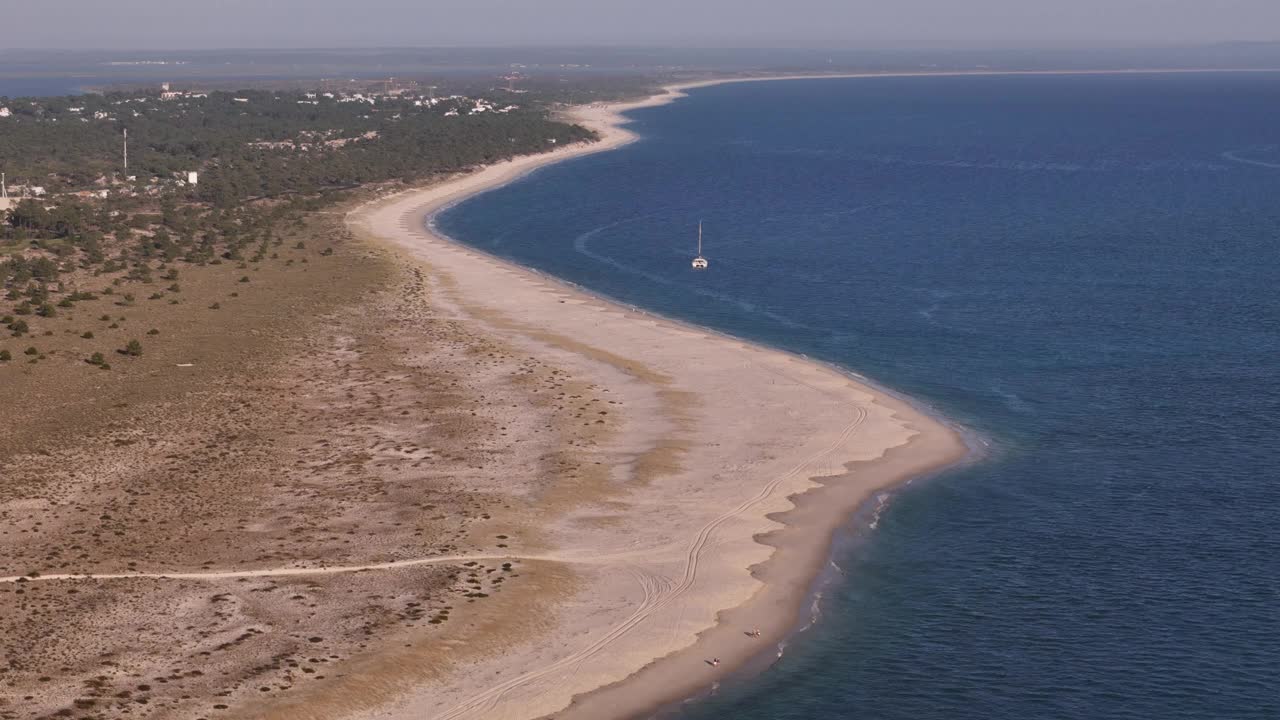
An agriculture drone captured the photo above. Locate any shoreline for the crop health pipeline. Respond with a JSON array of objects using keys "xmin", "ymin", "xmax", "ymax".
[{"xmin": 347, "ymin": 74, "xmax": 971, "ymax": 720}]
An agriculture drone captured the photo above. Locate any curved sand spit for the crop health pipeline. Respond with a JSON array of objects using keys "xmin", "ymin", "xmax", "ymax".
[
  {"xmin": 10, "ymin": 78, "xmax": 973, "ymax": 719},
  {"xmin": 342, "ymin": 82, "xmax": 969, "ymax": 720}
]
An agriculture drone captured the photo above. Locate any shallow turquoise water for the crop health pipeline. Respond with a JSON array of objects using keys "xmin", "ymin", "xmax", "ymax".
[{"xmin": 438, "ymin": 73, "xmax": 1280, "ymax": 719}]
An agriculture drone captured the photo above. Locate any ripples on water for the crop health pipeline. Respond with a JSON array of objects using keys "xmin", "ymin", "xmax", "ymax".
[{"xmin": 438, "ymin": 73, "xmax": 1280, "ymax": 720}]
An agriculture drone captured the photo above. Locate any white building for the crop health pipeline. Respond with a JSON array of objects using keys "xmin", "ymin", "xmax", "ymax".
[
  {"xmin": 186, "ymin": 171, "xmax": 199, "ymax": 185},
  {"xmin": 0, "ymin": 107, "xmax": 11, "ymax": 118}
]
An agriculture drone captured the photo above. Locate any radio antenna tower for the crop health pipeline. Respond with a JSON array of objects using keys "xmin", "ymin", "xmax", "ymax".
[{"xmin": 123, "ymin": 128, "xmax": 129, "ymax": 174}]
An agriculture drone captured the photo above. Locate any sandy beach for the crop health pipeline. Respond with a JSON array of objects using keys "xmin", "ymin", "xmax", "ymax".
[{"xmin": 340, "ymin": 78, "xmax": 970, "ymax": 719}]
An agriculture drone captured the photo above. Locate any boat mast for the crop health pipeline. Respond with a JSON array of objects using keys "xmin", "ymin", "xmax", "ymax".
[{"xmin": 698, "ymin": 221, "xmax": 703, "ymax": 256}]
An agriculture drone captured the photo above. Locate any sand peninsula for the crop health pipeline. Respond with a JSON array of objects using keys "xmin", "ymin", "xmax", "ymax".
[{"xmin": 341, "ymin": 77, "xmax": 970, "ymax": 720}]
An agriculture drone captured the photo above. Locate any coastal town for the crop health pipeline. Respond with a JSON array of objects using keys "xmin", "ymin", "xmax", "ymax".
[{"xmin": 0, "ymin": 78, "xmax": 530, "ymax": 206}]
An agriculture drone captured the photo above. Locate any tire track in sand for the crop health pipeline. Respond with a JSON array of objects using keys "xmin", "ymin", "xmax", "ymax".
[
  {"xmin": 433, "ymin": 406, "xmax": 868, "ymax": 720},
  {"xmin": 2, "ymin": 406, "xmax": 872, "ymax": 720}
]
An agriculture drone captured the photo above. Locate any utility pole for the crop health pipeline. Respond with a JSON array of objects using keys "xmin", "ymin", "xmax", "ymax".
[
  {"xmin": 1, "ymin": 172, "xmax": 7, "ymax": 199},
  {"xmin": 123, "ymin": 128, "xmax": 128, "ymax": 174}
]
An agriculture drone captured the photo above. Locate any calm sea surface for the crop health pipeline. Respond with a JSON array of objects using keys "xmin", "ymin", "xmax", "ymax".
[{"xmin": 437, "ymin": 74, "xmax": 1280, "ymax": 719}]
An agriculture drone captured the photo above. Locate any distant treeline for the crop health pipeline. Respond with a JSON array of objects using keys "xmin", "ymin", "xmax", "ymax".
[{"xmin": 0, "ymin": 89, "xmax": 596, "ymax": 206}]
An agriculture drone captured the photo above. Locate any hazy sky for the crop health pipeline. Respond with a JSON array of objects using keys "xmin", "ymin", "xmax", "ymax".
[{"xmin": 3, "ymin": 0, "xmax": 1279, "ymax": 50}]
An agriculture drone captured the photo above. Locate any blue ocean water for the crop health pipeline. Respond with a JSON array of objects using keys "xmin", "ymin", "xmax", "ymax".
[{"xmin": 437, "ymin": 74, "xmax": 1280, "ymax": 719}]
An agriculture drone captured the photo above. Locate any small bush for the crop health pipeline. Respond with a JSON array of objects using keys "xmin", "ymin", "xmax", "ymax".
[
  {"xmin": 87, "ymin": 352, "xmax": 106, "ymax": 366},
  {"xmin": 81, "ymin": 331, "xmax": 94, "ymax": 339},
  {"xmin": 0, "ymin": 350, "xmax": 10, "ymax": 362},
  {"xmin": 146, "ymin": 329, "xmax": 159, "ymax": 336},
  {"xmin": 24, "ymin": 346, "xmax": 38, "ymax": 356},
  {"xmin": 120, "ymin": 339, "xmax": 143, "ymax": 357},
  {"xmin": 209, "ymin": 302, "xmax": 221, "ymax": 310}
]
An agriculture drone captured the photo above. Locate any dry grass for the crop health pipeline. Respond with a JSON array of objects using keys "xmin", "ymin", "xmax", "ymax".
[{"xmin": 0, "ymin": 196, "xmax": 623, "ymax": 719}]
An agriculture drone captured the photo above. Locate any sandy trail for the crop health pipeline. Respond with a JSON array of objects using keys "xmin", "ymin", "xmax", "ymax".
[{"xmin": 0, "ymin": 554, "xmax": 568, "ymax": 584}]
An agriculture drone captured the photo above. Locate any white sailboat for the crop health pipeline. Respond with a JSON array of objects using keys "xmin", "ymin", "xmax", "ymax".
[{"xmin": 692, "ymin": 221, "xmax": 709, "ymax": 270}]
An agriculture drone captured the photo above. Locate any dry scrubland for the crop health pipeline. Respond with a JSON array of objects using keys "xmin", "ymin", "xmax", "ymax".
[{"xmin": 0, "ymin": 191, "xmax": 622, "ymax": 719}]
